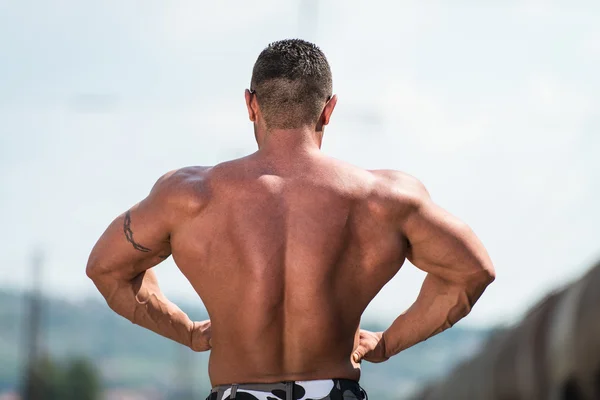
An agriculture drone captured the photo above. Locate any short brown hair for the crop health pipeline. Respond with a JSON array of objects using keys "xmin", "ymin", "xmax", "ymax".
[{"xmin": 250, "ymin": 39, "xmax": 333, "ymax": 129}]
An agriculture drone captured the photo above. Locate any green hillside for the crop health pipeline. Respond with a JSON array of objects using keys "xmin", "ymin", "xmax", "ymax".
[{"xmin": 0, "ymin": 290, "xmax": 493, "ymax": 399}]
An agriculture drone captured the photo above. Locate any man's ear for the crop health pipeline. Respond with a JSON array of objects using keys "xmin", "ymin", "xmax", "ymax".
[
  {"xmin": 320, "ymin": 94, "xmax": 338, "ymax": 126},
  {"xmin": 245, "ymin": 89, "xmax": 257, "ymax": 122}
]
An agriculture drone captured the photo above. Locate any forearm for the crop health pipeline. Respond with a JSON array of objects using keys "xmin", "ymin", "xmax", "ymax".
[
  {"xmin": 91, "ymin": 268, "xmax": 195, "ymax": 348},
  {"xmin": 382, "ymin": 274, "xmax": 483, "ymax": 358}
]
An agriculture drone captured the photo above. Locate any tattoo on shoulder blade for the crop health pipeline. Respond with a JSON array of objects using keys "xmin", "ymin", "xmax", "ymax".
[{"xmin": 123, "ymin": 211, "xmax": 152, "ymax": 253}]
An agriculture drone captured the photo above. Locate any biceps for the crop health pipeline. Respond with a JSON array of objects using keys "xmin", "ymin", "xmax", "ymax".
[{"xmin": 87, "ymin": 205, "xmax": 171, "ymax": 281}]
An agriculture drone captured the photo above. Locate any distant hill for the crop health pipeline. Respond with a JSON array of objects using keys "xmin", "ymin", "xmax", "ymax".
[{"xmin": 0, "ymin": 290, "xmax": 494, "ymax": 399}]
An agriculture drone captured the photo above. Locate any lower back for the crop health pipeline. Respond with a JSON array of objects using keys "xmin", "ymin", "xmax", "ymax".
[{"xmin": 206, "ymin": 295, "xmax": 362, "ymax": 386}]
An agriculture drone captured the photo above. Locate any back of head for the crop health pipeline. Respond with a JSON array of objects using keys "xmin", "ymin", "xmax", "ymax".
[{"xmin": 251, "ymin": 39, "xmax": 333, "ymax": 129}]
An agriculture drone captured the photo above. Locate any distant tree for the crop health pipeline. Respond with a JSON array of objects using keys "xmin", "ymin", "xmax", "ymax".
[
  {"xmin": 21, "ymin": 355, "xmax": 101, "ymax": 400},
  {"xmin": 21, "ymin": 354, "xmax": 62, "ymax": 400},
  {"xmin": 60, "ymin": 358, "xmax": 101, "ymax": 400}
]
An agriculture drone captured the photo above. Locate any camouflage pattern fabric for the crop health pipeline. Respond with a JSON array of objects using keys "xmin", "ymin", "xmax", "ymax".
[{"xmin": 206, "ymin": 378, "xmax": 367, "ymax": 400}]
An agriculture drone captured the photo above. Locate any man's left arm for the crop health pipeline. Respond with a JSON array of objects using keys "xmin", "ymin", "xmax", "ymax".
[{"xmin": 86, "ymin": 171, "xmax": 211, "ymax": 351}]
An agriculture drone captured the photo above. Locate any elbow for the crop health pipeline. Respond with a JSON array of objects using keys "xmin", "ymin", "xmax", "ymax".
[
  {"xmin": 86, "ymin": 256, "xmax": 107, "ymax": 284},
  {"xmin": 461, "ymin": 264, "xmax": 495, "ymax": 311},
  {"xmin": 480, "ymin": 262, "xmax": 496, "ymax": 287},
  {"xmin": 86, "ymin": 261, "xmax": 119, "ymax": 306},
  {"xmin": 86, "ymin": 262, "xmax": 95, "ymax": 279},
  {"xmin": 467, "ymin": 256, "xmax": 496, "ymax": 288},
  {"xmin": 86, "ymin": 264, "xmax": 97, "ymax": 281},
  {"xmin": 86, "ymin": 247, "xmax": 115, "ymax": 283},
  {"xmin": 458, "ymin": 266, "xmax": 495, "ymax": 291},
  {"xmin": 485, "ymin": 266, "xmax": 496, "ymax": 285},
  {"xmin": 471, "ymin": 267, "xmax": 495, "ymax": 294},
  {"xmin": 86, "ymin": 260, "xmax": 99, "ymax": 281}
]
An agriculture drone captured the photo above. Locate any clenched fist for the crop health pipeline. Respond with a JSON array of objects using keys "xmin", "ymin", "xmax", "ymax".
[
  {"xmin": 352, "ymin": 329, "xmax": 389, "ymax": 364},
  {"xmin": 191, "ymin": 319, "xmax": 212, "ymax": 352}
]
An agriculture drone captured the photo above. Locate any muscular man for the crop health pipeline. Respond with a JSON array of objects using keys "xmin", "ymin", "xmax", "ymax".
[{"xmin": 87, "ymin": 39, "xmax": 495, "ymax": 400}]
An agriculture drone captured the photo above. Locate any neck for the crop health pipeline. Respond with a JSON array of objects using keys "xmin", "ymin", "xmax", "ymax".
[{"xmin": 257, "ymin": 127, "xmax": 322, "ymax": 156}]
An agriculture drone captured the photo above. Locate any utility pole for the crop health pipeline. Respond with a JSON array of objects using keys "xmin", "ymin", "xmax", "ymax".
[{"xmin": 21, "ymin": 249, "xmax": 44, "ymax": 400}]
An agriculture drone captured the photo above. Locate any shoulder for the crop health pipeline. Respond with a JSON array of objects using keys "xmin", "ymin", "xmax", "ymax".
[
  {"xmin": 368, "ymin": 169, "xmax": 430, "ymax": 203},
  {"xmin": 152, "ymin": 166, "xmax": 213, "ymax": 193},
  {"xmin": 363, "ymin": 169, "xmax": 432, "ymax": 224},
  {"xmin": 154, "ymin": 166, "xmax": 212, "ymax": 187},
  {"xmin": 148, "ymin": 166, "xmax": 213, "ymax": 213}
]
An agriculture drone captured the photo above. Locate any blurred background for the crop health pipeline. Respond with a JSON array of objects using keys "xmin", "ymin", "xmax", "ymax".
[{"xmin": 1, "ymin": 0, "xmax": 599, "ymax": 399}]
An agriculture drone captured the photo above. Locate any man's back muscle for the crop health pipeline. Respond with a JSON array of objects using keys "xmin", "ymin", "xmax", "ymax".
[{"xmin": 169, "ymin": 153, "xmax": 410, "ymax": 385}]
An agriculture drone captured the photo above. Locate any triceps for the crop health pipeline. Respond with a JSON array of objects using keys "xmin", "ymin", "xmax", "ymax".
[
  {"xmin": 123, "ymin": 210, "xmax": 153, "ymax": 253},
  {"xmin": 121, "ymin": 210, "xmax": 172, "ymax": 270}
]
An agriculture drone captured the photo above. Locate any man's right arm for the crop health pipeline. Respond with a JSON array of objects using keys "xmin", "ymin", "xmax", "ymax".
[{"xmin": 379, "ymin": 175, "xmax": 495, "ymax": 359}]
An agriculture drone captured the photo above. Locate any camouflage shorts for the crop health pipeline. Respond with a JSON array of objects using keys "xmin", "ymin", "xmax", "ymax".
[{"xmin": 206, "ymin": 378, "xmax": 368, "ymax": 400}]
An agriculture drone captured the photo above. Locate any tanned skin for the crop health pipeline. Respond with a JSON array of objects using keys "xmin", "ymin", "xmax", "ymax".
[{"xmin": 87, "ymin": 90, "xmax": 495, "ymax": 387}]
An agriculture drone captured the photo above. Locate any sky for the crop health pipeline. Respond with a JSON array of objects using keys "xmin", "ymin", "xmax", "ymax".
[{"xmin": 0, "ymin": 0, "xmax": 599, "ymax": 328}]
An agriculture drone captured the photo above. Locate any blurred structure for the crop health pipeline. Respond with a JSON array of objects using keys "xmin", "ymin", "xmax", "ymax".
[
  {"xmin": 21, "ymin": 251, "xmax": 44, "ymax": 400},
  {"xmin": 412, "ymin": 259, "xmax": 600, "ymax": 400},
  {"xmin": 18, "ymin": 251, "xmax": 101, "ymax": 400}
]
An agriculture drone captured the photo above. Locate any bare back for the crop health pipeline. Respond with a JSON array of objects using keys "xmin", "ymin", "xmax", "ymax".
[
  {"xmin": 170, "ymin": 152, "xmax": 410, "ymax": 385},
  {"xmin": 86, "ymin": 39, "xmax": 495, "ymax": 394}
]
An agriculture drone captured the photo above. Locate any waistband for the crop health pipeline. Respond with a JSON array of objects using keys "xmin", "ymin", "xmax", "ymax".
[{"xmin": 208, "ymin": 378, "xmax": 367, "ymax": 400}]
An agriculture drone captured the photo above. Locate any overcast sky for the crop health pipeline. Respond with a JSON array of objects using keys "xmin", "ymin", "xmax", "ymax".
[{"xmin": 1, "ymin": 0, "xmax": 599, "ymax": 328}]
